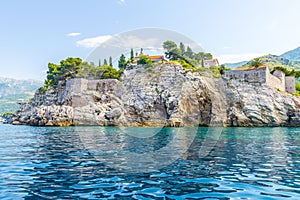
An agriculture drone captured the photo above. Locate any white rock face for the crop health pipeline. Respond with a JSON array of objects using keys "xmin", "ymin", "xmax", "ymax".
[
  {"xmin": 12, "ymin": 64, "xmax": 300, "ymax": 127},
  {"xmin": 225, "ymin": 78, "xmax": 300, "ymax": 126}
]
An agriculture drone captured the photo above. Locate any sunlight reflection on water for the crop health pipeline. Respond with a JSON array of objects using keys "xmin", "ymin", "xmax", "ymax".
[{"xmin": 0, "ymin": 124, "xmax": 300, "ymax": 199}]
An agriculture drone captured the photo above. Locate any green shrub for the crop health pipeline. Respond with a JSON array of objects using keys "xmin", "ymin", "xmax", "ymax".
[
  {"xmin": 137, "ymin": 55, "xmax": 154, "ymax": 66},
  {"xmin": 37, "ymin": 86, "xmax": 48, "ymax": 94},
  {"xmin": 295, "ymin": 83, "xmax": 300, "ymax": 91},
  {"xmin": 249, "ymin": 58, "xmax": 263, "ymax": 67},
  {"xmin": 294, "ymin": 90, "xmax": 300, "ymax": 96},
  {"xmin": 177, "ymin": 60, "xmax": 195, "ymax": 72},
  {"xmin": 95, "ymin": 65, "xmax": 123, "ymax": 79},
  {"xmin": 1, "ymin": 112, "xmax": 14, "ymax": 119}
]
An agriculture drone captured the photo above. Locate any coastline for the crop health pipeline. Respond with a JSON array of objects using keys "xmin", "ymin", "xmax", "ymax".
[{"xmin": 11, "ymin": 63, "xmax": 300, "ymax": 127}]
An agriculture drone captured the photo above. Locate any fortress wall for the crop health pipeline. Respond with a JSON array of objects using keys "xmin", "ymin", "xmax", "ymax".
[
  {"xmin": 95, "ymin": 79, "xmax": 119, "ymax": 93},
  {"xmin": 266, "ymin": 72, "xmax": 285, "ymax": 91},
  {"xmin": 66, "ymin": 78, "xmax": 88, "ymax": 93},
  {"xmin": 285, "ymin": 76, "xmax": 296, "ymax": 94},
  {"xmin": 87, "ymin": 80, "xmax": 99, "ymax": 90},
  {"xmin": 66, "ymin": 79, "xmax": 120, "ymax": 94},
  {"xmin": 266, "ymin": 68, "xmax": 285, "ymax": 91},
  {"xmin": 223, "ymin": 67, "xmax": 289, "ymax": 92},
  {"xmin": 223, "ymin": 68, "xmax": 267, "ymax": 84}
]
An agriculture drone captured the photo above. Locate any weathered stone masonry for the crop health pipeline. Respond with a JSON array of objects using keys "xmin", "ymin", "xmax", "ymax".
[{"xmin": 223, "ymin": 67, "xmax": 296, "ymax": 93}]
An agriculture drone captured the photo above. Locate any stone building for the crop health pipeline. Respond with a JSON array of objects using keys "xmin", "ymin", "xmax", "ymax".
[
  {"xmin": 223, "ymin": 66, "xmax": 296, "ymax": 94},
  {"xmin": 203, "ymin": 58, "xmax": 219, "ymax": 67},
  {"xmin": 133, "ymin": 48, "xmax": 164, "ymax": 63}
]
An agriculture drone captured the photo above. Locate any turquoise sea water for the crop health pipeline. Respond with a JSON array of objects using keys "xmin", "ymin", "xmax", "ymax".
[{"xmin": 1, "ymin": 123, "xmax": 300, "ymax": 199}]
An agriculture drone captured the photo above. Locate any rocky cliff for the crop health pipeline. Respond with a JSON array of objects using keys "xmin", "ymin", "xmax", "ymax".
[{"xmin": 12, "ymin": 64, "xmax": 300, "ymax": 127}]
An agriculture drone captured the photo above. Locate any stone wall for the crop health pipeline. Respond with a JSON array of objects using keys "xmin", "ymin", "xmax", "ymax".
[
  {"xmin": 285, "ymin": 76, "xmax": 296, "ymax": 94},
  {"xmin": 87, "ymin": 80, "xmax": 99, "ymax": 90},
  {"xmin": 66, "ymin": 78, "xmax": 88, "ymax": 93},
  {"xmin": 223, "ymin": 67, "xmax": 288, "ymax": 92},
  {"xmin": 203, "ymin": 59, "xmax": 219, "ymax": 67},
  {"xmin": 66, "ymin": 78, "xmax": 120, "ymax": 94},
  {"xmin": 266, "ymin": 68, "xmax": 285, "ymax": 91},
  {"xmin": 96, "ymin": 79, "xmax": 119, "ymax": 93},
  {"xmin": 223, "ymin": 67, "xmax": 267, "ymax": 84}
]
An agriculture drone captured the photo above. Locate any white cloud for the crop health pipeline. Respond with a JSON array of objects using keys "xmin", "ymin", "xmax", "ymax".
[
  {"xmin": 217, "ymin": 53, "xmax": 266, "ymax": 64},
  {"xmin": 107, "ymin": 35, "xmax": 159, "ymax": 49},
  {"xmin": 76, "ymin": 34, "xmax": 160, "ymax": 50},
  {"xmin": 66, "ymin": 32, "xmax": 81, "ymax": 37},
  {"xmin": 76, "ymin": 35, "xmax": 113, "ymax": 48}
]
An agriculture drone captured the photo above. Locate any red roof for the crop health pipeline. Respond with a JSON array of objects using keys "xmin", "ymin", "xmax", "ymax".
[
  {"xmin": 135, "ymin": 55, "xmax": 163, "ymax": 59},
  {"xmin": 148, "ymin": 55, "xmax": 163, "ymax": 59}
]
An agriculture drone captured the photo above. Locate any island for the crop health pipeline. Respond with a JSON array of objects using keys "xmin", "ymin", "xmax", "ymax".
[{"xmin": 11, "ymin": 41, "xmax": 300, "ymax": 127}]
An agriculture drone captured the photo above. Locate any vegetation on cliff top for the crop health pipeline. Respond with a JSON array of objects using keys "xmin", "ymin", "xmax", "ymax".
[
  {"xmin": 162, "ymin": 40, "xmax": 230, "ymax": 77},
  {"xmin": 41, "ymin": 57, "xmax": 123, "ymax": 92},
  {"xmin": 162, "ymin": 40, "xmax": 212, "ymax": 68},
  {"xmin": 40, "ymin": 40, "xmax": 230, "ymax": 93}
]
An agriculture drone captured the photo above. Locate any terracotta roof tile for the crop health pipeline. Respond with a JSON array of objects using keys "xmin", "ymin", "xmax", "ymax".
[{"xmin": 148, "ymin": 55, "xmax": 164, "ymax": 59}]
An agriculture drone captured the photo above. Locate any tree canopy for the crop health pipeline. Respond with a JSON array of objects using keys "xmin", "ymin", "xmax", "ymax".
[
  {"xmin": 43, "ymin": 57, "xmax": 123, "ymax": 91},
  {"xmin": 130, "ymin": 48, "xmax": 135, "ymax": 62},
  {"xmin": 118, "ymin": 54, "xmax": 127, "ymax": 69},
  {"xmin": 249, "ymin": 58, "xmax": 263, "ymax": 68},
  {"xmin": 109, "ymin": 56, "xmax": 113, "ymax": 67},
  {"xmin": 162, "ymin": 40, "xmax": 214, "ymax": 68},
  {"xmin": 271, "ymin": 66, "xmax": 300, "ymax": 78},
  {"xmin": 162, "ymin": 40, "xmax": 226, "ymax": 76},
  {"xmin": 162, "ymin": 40, "xmax": 177, "ymax": 52}
]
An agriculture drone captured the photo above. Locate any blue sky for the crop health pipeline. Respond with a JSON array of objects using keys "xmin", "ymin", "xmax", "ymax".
[{"xmin": 1, "ymin": 0, "xmax": 300, "ymax": 80}]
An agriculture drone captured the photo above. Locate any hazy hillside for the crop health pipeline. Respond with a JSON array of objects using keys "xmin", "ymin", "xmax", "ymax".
[
  {"xmin": 224, "ymin": 45, "xmax": 300, "ymax": 71},
  {"xmin": 0, "ymin": 77, "xmax": 42, "ymax": 114},
  {"xmin": 236, "ymin": 54, "xmax": 296, "ymax": 71},
  {"xmin": 0, "ymin": 77, "xmax": 42, "ymax": 97},
  {"xmin": 224, "ymin": 61, "xmax": 248, "ymax": 69},
  {"xmin": 281, "ymin": 46, "xmax": 300, "ymax": 61}
]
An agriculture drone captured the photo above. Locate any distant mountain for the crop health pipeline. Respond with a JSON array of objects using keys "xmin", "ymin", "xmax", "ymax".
[
  {"xmin": 224, "ymin": 54, "xmax": 290, "ymax": 70},
  {"xmin": 235, "ymin": 54, "xmax": 297, "ymax": 71},
  {"xmin": 0, "ymin": 77, "xmax": 42, "ymax": 98},
  {"xmin": 281, "ymin": 46, "xmax": 300, "ymax": 61},
  {"xmin": 224, "ymin": 61, "xmax": 248, "ymax": 69},
  {"xmin": 258, "ymin": 54, "xmax": 290, "ymax": 65},
  {"xmin": 0, "ymin": 77, "xmax": 42, "ymax": 114},
  {"xmin": 223, "ymin": 45, "xmax": 300, "ymax": 70}
]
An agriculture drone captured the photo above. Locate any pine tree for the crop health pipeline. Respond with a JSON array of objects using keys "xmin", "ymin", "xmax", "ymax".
[
  {"xmin": 109, "ymin": 56, "xmax": 113, "ymax": 67},
  {"xmin": 103, "ymin": 58, "xmax": 108, "ymax": 65},
  {"xmin": 98, "ymin": 59, "xmax": 101, "ymax": 67},
  {"xmin": 180, "ymin": 42, "xmax": 185, "ymax": 55},
  {"xmin": 185, "ymin": 46, "xmax": 194, "ymax": 59},
  {"xmin": 130, "ymin": 48, "xmax": 134, "ymax": 62},
  {"xmin": 118, "ymin": 54, "xmax": 127, "ymax": 69}
]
